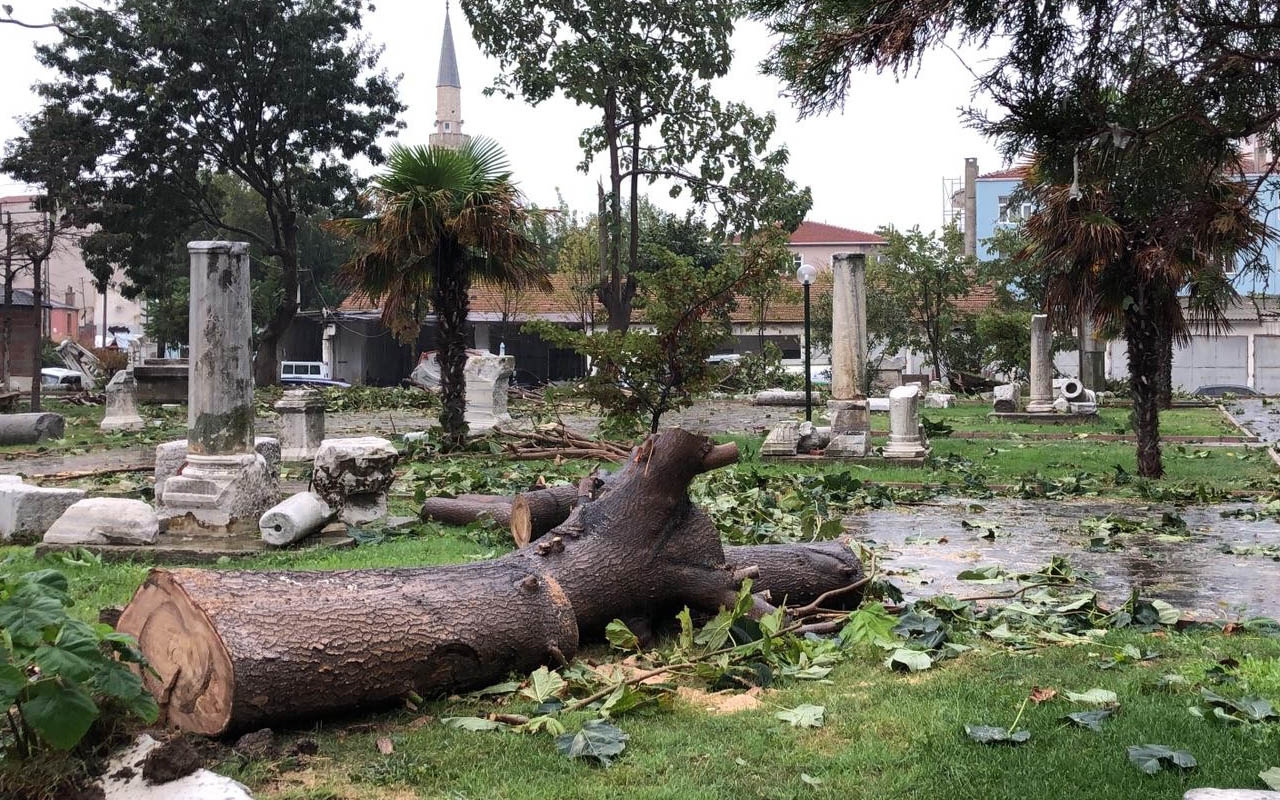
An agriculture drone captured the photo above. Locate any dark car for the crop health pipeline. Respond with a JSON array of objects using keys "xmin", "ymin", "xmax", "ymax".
[{"xmin": 1192, "ymin": 384, "xmax": 1259, "ymax": 397}]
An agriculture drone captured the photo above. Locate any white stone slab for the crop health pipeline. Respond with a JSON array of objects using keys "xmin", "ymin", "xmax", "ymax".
[
  {"xmin": 43, "ymin": 498, "xmax": 159, "ymax": 545},
  {"xmin": 0, "ymin": 481, "xmax": 86, "ymax": 542}
]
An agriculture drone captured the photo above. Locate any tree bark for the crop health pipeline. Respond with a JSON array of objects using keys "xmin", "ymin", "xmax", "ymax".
[
  {"xmin": 116, "ymin": 561, "xmax": 579, "ymax": 736},
  {"xmin": 434, "ymin": 248, "xmax": 471, "ymax": 450},
  {"xmin": 1125, "ymin": 291, "xmax": 1164, "ymax": 478},
  {"xmin": 1157, "ymin": 318, "xmax": 1174, "ymax": 410},
  {"xmin": 120, "ymin": 429, "xmax": 862, "ymax": 735},
  {"xmin": 420, "ymin": 494, "xmax": 515, "ymax": 528}
]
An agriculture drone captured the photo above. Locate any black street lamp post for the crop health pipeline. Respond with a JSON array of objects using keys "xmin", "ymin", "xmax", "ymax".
[{"xmin": 796, "ymin": 262, "xmax": 817, "ymax": 422}]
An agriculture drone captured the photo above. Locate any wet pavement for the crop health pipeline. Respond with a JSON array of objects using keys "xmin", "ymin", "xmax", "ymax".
[
  {"xmin": 849, "ymin": 497, "xmax": 1280, "ymax": 620},
  {"xmin": 1224, "ymin": 398, "xmax": 1280, "ymax": 444}
]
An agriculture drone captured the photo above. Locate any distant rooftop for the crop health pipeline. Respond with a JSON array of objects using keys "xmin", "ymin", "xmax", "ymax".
[
  {"xmin": 0, "ymin": 288, "xmax": 77, "ymax": 310},
  {"xmin": 788, "ymin": 221, "xmax": 885, "ymax": 245}
]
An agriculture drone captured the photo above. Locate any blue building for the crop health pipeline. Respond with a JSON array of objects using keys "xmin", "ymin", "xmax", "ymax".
[{"xmin": 954, "ymin": 149, "xmax": 1280, "ymax": 392}]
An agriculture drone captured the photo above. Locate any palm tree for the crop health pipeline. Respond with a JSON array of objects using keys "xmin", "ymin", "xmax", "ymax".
[
  {"xmin": 1021, "ymin": 156, "xmax": 1267, "ymax": 478},
  {"xmin": 332, "ymin": 139, "xmax": 548, "ymax": 448}
]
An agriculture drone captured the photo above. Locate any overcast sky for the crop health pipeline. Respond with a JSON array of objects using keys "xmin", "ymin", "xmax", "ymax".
[{"xmin": 0, "ymin": 0, "xmax": 1010, "ymax": 235}]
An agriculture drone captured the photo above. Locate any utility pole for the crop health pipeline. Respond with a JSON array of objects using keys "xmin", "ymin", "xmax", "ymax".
[{"xmin": 2, "ymin": 211, "xmax": 12, "ymax": 391}]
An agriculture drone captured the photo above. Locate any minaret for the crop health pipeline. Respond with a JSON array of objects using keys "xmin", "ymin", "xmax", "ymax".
[{"xmin": 429, "ymin": 3, "xmax": 470, "ymax": 149}]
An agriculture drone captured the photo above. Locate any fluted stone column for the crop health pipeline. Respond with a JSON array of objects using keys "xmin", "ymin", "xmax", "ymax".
[
  {"xmin": 883, "ymin": 384, "xmax": 929, "ymax": 459},
  {"xmin": 160, "ymin": 242, "xmax": 275, "ymax": 534},
  {"xmin": 1026, "ymin": 313, "xmax": 1055, "ymax": 413},
  {"xmin": 828, "ymin": 252, "xmax": 869, "ymax": 434}
]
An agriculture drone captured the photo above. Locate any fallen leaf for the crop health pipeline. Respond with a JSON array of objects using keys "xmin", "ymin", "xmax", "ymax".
[
  {"xmin": 1030, "ymin": 687, "xmax": 1057, "ymax": 704},
  {"xmin": 1127, "ymin": 744, "xmax": 1197, "ymax": 775},
  {"xmin": 375, "ymin": 737, "xmax": 393, "ymax": 755},
  {"xmin": 1063, "ymin": 708, "xmax": 1115, "ymax": 732},
  {"xmin": 775, "ymin": 704, "xmax": 825, "ymax": 728},
  {"xmin": 964, "ymin": 724, "xmax": 1030, "ymax": 745},
  {"xmin": 1065, "ymin": 688, "xmax": 1118, "ymax": 705}
]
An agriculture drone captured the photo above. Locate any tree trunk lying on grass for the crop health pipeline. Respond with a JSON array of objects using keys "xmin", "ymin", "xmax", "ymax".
[{"xmin": 117, "ymin": 428, "xmax": 864, "ymax": 735}]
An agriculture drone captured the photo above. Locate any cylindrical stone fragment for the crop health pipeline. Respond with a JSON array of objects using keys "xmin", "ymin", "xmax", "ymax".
[
  {"xmin": 830, "ymin": 252, "xmax": 868, "ymax": 401},
  {"xmin": 0, "ymin": 412, "xmax": 65, "ymax": 444},
  {"xmin": 187, "ymin": 241, "xmax": 254, "ymax": 456},
  {"xmin": 1027, "ymin": 313, "xmax": 1055, "ymax": 412},
  {"xmin": 259, "ymin": 492, "xmax": 334, "ymax": 547}
]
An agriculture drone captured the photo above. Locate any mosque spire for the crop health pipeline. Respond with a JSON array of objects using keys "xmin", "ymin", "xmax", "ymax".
[
  {"xmin": 430, "ymin": 1, "xmax": 469, "ymax": 149},
  {"xmin": 437, "ymin": 2, "xmax": 461, "ymax": 89}
]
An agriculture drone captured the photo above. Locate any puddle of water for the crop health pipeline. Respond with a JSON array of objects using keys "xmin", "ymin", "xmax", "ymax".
[{"xmin": 846, "ymin": 497, "xmax": 1280, "ymax": 619}]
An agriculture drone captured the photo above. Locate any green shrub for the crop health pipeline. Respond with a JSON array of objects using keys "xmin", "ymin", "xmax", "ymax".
[{"xmin": 0, "ymin": 567, "xmax": 157, "ymax": 758}]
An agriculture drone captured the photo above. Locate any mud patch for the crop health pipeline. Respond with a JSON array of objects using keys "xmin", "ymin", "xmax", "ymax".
[{"xmin": 141, "ymin": 735, "xmax": 203, "ymax": 784}]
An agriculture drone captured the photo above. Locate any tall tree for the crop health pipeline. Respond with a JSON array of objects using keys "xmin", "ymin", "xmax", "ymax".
[
  {"xmin": 462, "ymin": 0, "xmax": 811, "ymax": 332},
  {"xmin": 753, "ymin": 0, "xmax": 1280, "ymax": 477},
  {"xmin": 333, "ymin": 140, "xmax": 547, "ymax": 449},
  {"xmin": 13, "ymin": 0, "xmax": 403, "ymax": 385},
  {"xmin": 868, "ymin": 225, "xmax": 972, "ymax": 381}
]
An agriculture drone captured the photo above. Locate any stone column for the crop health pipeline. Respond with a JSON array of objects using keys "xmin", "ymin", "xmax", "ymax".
[
  {"xmin": 828, "ymin": 252, "xmax": 869, "ymax": 434},
  {"xmin": 275, "ymin": 388, "xmax": 326, "ymax": 461},
  {"xmin": 883, "ymin": 384, "xmax": 929, "ymax": 459},
  {"xmin": 160, "ymin": 242, "xmax": 274, "ymax": 533},
  {"xmin": 1026, "ymin": 313, "xmax": 1055, "ymax": 413}
]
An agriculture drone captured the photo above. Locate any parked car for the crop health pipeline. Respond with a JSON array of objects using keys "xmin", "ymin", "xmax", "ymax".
[
  {"xmin": 1192, "ymin": 384, "xmax": 1259, "ymax": 397},
  {"xmin": 40, "ymin": 367, "xmax": 85, "ymax": 392},
  {"xmin": 281, "ymin": 376, "xmax": 351, "ymax": 388}
]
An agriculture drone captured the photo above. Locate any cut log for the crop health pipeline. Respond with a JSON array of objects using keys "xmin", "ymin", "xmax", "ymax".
[
  {"xmin": 509, "ymin": 473, "xmax": 610, "ymax": 547},
  {"xmin": 419, "ymin": 494, "xmax": 514, "ymax": 528},
  {"xmin": 116, "ymin": 561, "xmax": 577, "ymax": 736}
]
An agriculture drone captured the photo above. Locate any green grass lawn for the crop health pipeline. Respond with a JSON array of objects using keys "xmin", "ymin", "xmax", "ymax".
[
  {"xmin": 719, "ymin": 434, "xmax": 1275, "ymax": 495},
  {"xmin": 866, "ymin": 402, "xmax": 1241, "ymax": 438},
  {"xmin": 4, "ymin": 529, "xmax": 1278, "ymax": 800}
]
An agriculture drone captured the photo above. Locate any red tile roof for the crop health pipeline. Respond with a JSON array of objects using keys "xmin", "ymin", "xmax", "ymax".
[
  {"xmin": 978, "ymin": 165, "xmax": 1031, "ymax": 180},
  {"xmin": 789, "ymin": 221, "xmax": 884, "ymax": 244}
]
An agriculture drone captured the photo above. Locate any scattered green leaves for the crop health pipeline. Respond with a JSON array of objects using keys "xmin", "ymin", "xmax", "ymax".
[
  {"xmin": 1127, "ymin": 744, "xmax": 1197, "ymax": 775},
  {"xmin": 964, "ymin": 724, "xmax": 1030, "ymax": 745},
  {"xmin": 775, "ymin": 704, "xmax": 825, "ymax": 728},
  {"xmin": 555, "ymin": 719, "xmax": 629, "ymax": 766}
]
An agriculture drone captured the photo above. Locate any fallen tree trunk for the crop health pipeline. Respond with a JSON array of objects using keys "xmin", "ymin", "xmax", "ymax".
[
  {"xmin": 117, "ymin": 561, "xmax": 578, "ymax": 736},
  {"xmin": 726, "ymin": 539, "xmax": 865, "ymax": 608},
  {"xmin": 419, "ymin": 494, "xmax": 515, "ymax": 528},
  {"xmin": 118, "ymin": 428, "xmax": 864, "ymax": 735}
]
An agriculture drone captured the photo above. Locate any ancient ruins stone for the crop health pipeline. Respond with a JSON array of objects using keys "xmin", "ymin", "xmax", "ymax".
[
  {"xmin": 829, "ymin": 252, "xmax": 868, "ymax": 400},
  {"xmin": 923, "ymin": 392, "xmax": 954, "ymax": 409},
  {"xmin": 42, "ymin": 498, "xmax": 159, "ymax": 546},
  {"xmin": 761, "ymin": 421, "xmax": 802, "ymax": 456},
  {"xmin": 0, "ymin": 480, "xmax": 86, "ymax": 542},
  {"xmin": 464, "ymin": 353, "xmax": 514, "ymax": 431},
  {"xmin": 260, "ymin": 492, "xmax": 334, "ymax": 547},
  {"xmin": 158, "ymin": 241, "xmax": 275, "ymax": 535},
  {"xmin": 868, "ymin": 397, "xmax": 891, "ymax": 412},
  {"xmin": 1026, "ymin": 313, "xmax": 1055, "ymax": 413},
  {"xmin": 992, "ymin": 383, "xmax": 1023, "ymax": 413},
  {"xmin": 752, "ymin": 389, "xmax": 809, "ymax": 406},
  {"xmin": 827, "ymin": 398, "xmax": 870, "ymax": 435},
  {"xmin": 0, "ymin": 412, "xmax": 65, "ymax": 444},
  {"xmin": 101, "ymin": 370, "xmax": 145, "ymax": 432},
  {"xmin": 825, "ymin": 432, "xmax": 869, "ymax": 458},
  {"xmin": 1052, "ymin": 397, "xmax": 1071, "ymax": 413},
  {"xmin": 312, "ymin": 437, "xmax": 398, "ymax": 525},
  {"xmin": 274, "ymin": 389, "xmax": 326, "ymax": 461},
  {"xmin": 155, "ymin": 438, "xmax": 281, "ymax": 505},
  {"xmin": 884, "ymin": 385, "xmax": 929, "ymax": 459}
]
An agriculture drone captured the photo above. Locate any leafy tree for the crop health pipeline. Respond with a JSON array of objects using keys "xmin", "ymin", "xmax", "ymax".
[
  {"xmin": 867, "ymin": 225, "xmax": 972, "ymax": 380},
  {"xmin": 534, "ymin": 232, "xmax": 781, "ymax": 434},
  {"xmin": 554, "ymin": 225, "xmax": 600, "ymax": 332},
  {"xmin": 461, "ymin": 0, "xmax": 811, "ymax": 332},
  {"xmin": 12, "ymin": 0, "xmax": 403, "ymax": 385},
  {"xmin": 753, "ymin": 0, "xmax": 1280, "ymax": 477},
  {"xmin": 333, "ymin": 140, "xmax": 547, "ymax": 449}
]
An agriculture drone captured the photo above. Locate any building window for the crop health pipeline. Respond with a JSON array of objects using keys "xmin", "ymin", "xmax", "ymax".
[
  {"xmin": 792, "ymin": 253, "xmax": 802, "ymax": 270},
  {"xmin": 997, "ymin": 195, "xmax": 1034, "ymax": 224},
  {"xmin": 444, "ymin": 122, "xmax": 450, "ymax": 131}
]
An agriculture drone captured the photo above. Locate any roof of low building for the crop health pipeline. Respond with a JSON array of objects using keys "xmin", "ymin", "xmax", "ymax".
[
  {"xmin": 788, "ymin": 221, "xmax": 885, "ymax": 245},
  {"xmin": 978, "ymin": 165, "xmax": 1032, "ymax": 181},
  {"xmin": 0, "ymin": 288, "xmax": 77, "ymax": 310}
]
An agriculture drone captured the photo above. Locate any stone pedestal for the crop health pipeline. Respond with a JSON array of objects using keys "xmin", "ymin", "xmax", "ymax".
[
  {"xmin": 464, "ymin": 353, "xmax": 514, "ymax": 431},
  {"xmin": 884, "ymin": 385, "xmax": 929, "ymax": 459},
  {"xmin": 1026, "ymin": 313, "xmax": 1055, "ymax": 413},
  {"xmin": 827, "ymin": 398, "xmax": 869, "ymax": 435},
  {"xmin": 155, "ymin": 437, "xmax": 280, "ymax": 505},
  {"xmin": 274, "ymin": 389, "xmax": 326, "ymax": 461},
  {"xmin": 100, "ymin": 371, "xmax": 145, "ymax": 432},
  {"xmin": 159, "ymin": 242, "xmax": 274, "ymax": 534}
]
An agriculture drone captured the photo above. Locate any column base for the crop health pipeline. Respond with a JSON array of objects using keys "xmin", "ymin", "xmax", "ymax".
[
  {"xmin": 883, "ymin": 438, "xmax": 930, "ymax": 459},
  {"xmin": 1025, "ymin": 399, "xmax": 1056, "ymax": 414},
  {"xmin": 827, "ymin": 398, "xmax": 869, "ymax": 434},
  {"xmin": 159, "ymin": 453, "xmax": 276, "ymax": 535}
]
